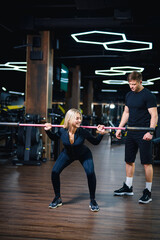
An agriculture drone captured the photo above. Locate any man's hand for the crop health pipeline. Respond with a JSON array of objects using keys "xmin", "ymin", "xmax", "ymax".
[{"xmin": 143, "ymin": 132, "xmax": 153, "ymax": 141}]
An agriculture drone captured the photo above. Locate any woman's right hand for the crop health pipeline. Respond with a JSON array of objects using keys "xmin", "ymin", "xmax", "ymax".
[{"xmin": 44, "ymin": 123, "xmax": 52, "ymax": 131}]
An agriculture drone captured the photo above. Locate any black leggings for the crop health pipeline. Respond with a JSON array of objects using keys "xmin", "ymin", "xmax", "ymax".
[{"xmin": 51, "ymin": 149, "xmax": 96, "ymax": 200}]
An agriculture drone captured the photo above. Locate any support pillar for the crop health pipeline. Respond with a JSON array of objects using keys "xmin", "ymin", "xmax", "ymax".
[
  {"xmin": 83, "ymin": 80, "xmax": 93, "ymax": 116},
  {"xmin": 65, "ymin": 65, "xmax": 81, "ymax": 111},
  {"xmin": 25, "ymin": 31, "xmax": 53, "ymax": 159}
]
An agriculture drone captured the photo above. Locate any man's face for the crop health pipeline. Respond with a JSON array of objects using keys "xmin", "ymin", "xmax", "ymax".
[{"xmin": 128, "ymin": 80, "xmax": 142, "ymax": 92}]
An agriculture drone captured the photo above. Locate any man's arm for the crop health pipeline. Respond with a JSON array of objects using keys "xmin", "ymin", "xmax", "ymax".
[
  {"xmin": 143, "ymin": 107, "xmax": 158, "ymax": 141},
  {"xmin": 148, "ymin": 107, "xmax": 158, "ymax": 129},
  {"xmin": 116, "ymin": 106, "xmax": 129, "ymax": 139}
]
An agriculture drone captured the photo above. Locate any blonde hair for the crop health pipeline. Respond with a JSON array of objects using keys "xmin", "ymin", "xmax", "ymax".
[{"xmin": 63, "ymin": 108, "xmax": 82, "ymax": 129}]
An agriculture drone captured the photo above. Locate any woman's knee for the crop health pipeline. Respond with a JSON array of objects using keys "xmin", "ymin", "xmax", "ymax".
[
  {"xmin": 51, "ymin": 168, "xmax": 60, "ymax": 179},
  {"xmin": 86, "ymin": 167, "xmax": 95, "ymax": 177}
]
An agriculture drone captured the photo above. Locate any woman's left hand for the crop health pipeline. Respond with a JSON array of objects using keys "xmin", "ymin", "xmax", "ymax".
[{"xmin": 97, "ymin": 125, "xmax": 106, "ymax": 135}]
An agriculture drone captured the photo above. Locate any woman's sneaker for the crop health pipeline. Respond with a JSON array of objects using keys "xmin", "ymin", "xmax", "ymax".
[
  {"xmin": 114, "ymin": 183, "xmax": 134, "ymax": 196},
  {"xmin": 139, "ymin": 188, "xmax": 152, "ymax": 204},
  {"xmin": 49, "ymin": 197, "xmax": 62, "ymax": 209},
  {"xmin": 89, "ymin": 199, "xmax": 99, "ymax": 212}
]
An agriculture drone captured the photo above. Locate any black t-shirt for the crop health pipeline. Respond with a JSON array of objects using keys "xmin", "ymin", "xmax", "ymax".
[{"xmin": 125, "ymin": 88, "xmax": 157, "ymax": 127}]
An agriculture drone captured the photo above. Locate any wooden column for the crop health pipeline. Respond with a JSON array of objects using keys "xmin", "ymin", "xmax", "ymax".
[
  {"xmin": 83, "ymin": 80, "xmax": 93, "ymax": 116},
  {"xmin": 65, "ymin": 65, "xmax": 81, "ymax": 111},
  {"xmin": 25, "ymin": 31, "xmax": 53, "ymax": 159}
]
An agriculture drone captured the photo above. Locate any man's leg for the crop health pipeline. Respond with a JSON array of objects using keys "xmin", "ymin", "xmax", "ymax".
[
  {"xmin": 114, "ymin": 133, "xmax": 136, "ymax": 196},
  {"xmin": 138, "ymin": 139, "xmax": 153, "ymax": 204},
  {"xmin": 125, "ymin": 162, "xmax": 135, "ymax": 187},
  {"xmin": 138, "ymin": 163, "xmax": 153, "ymax": 204},
  {"xmin": 144, "ymin": 164, "xmax": 153, "ymax": 183}
]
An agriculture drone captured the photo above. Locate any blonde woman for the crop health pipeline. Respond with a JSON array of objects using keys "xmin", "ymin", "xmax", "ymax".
[{"xmin": 45, "ymin": 108, "xmax": 105, "ymax": 212}]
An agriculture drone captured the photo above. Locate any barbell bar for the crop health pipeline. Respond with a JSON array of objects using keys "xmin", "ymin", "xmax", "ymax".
[{"xmin": 0, "ymin": 122, "xmax": 155, "ymax": 132}]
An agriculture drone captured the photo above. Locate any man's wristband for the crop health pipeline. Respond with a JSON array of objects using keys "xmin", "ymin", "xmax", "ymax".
[{"xmin": 149, "ymin": 131, "xmax": 154, "ymax": 135}]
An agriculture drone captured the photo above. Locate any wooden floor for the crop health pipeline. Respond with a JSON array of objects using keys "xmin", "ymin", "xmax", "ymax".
[{"xmin": 0, "ymin": 135, "xmax": 160, "ymax": 240}]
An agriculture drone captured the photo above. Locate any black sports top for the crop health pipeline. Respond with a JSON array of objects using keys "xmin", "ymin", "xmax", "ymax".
[
  {"xmin": 125, "ymin": 88, "xmax": 157, "ymax": 127},
  {"xmin": 46, "ymin": 127, "xmax": 103, "ymax": 157}
]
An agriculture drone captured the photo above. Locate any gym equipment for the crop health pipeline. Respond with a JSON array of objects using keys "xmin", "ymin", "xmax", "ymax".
[
  {"xmin": 0, "ymin": 122, "xmax": 155, "ymax": 132},
  {"xmin": 12, "ymin": 114, "xmax": 44, "ymax": 166}
]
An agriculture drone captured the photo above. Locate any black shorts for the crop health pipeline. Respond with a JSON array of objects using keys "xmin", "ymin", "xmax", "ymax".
[{"xmin": 125, "ymin": 131, "xmax": 152, "ymax": 164}]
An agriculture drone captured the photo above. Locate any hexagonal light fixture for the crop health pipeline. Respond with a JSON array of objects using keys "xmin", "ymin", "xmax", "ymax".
[
  {"xmin": 102, "ymin": 79, "xmax": 155, "ymax": 86},
  {"xmin": 71, "ymin": 30, "xmax": 125, "ymax": 45},
  {"xmin": 0, "ymin": 62, "xmax": 27, "ymax": 72},
  {"xmin": 104, "ymin": 39, "xmax": 152, "ymax": 52},
  {"xmin": 103, "ymin": 80, "xmax": 128, "ymax": 85},
  {"xmin": 95, "ymin": 66, "xmax": 144, "ymax": 76},
  {"xmin": 147, "ymin": 77, "xmax": 160, "ymax": 83},
  {"xmin": 95, "ymin": 69, "xmax": 126, "ymax": 76},
  {"xmin": 71, "ymin": 30, "xmax": 153, "ymax": 52},
  {"xmin": 101, "ymin": 67, "xmax": 159, "ymax": 86}
]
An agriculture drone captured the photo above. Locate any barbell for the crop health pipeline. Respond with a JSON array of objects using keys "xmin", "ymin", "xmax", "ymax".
[{"xmin": 0, "ymin": 122, "xmax": 155, "ymax": 132}]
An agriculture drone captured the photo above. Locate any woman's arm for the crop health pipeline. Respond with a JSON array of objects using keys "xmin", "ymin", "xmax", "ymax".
[
  {"xmin": 84, "ymin": 125, "xmax": 105, "ymax": 145},
  {"xmin": 44, "ymin": 123, "xmax": 60, "ymax": 140}
]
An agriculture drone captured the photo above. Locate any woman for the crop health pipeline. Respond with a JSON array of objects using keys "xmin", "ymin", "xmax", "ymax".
[{"xmin": 45, "ymin": 108, "xmax": 105, "ymax": 212}]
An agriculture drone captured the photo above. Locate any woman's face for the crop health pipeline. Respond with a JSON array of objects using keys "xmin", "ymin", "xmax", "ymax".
[{"xmin": 69, "ymin": 113, "xmax": 82, "ymax": 128}]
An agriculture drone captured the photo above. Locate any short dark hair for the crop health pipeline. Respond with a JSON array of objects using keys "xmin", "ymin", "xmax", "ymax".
[{"xmin": 127, "ymin": 71, "xmax": 142, "ymax": 82}]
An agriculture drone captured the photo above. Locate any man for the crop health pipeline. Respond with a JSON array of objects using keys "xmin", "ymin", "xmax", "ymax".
[{"xmin": 114, "ymin": 71, "xmax": 158, "ymax": 204}]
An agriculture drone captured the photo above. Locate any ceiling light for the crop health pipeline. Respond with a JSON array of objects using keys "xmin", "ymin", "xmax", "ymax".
[
  {"xmin": 104, "ymin": 39, "xmax": 152, "ymax": 52},
  {"xmin": 142, "ymin": 81, "xmax": 154, "ymax": 86},
  {"xmin": 71, "ymin": 30, "xmax": 153, "ymax": 52},
  {"xmin": 110, "ymin": 104, "xmax": 116, "ymax": 109},
  {"xmin": 0, "ymin": 62, "xmax": 27, "ymax": 72},
  {"xmin": 71, "ymin": 30, "xmax": 125, "ymax": 45},
  {"xmin": 95, "ymin": 66, "xmax": 144, "ymax": 76},
  {"xmin": 9, "ymin": 91, "xmax": 24, "ymax": 96},
  {"xmin": 101, "ymin": 89, "xmax": 117, "ymax": 92},
  {"xmin": 2, "ymin": 87, "xmax": 7, "ymax": 91},
  {"xmin": 151, "ymin": 91, "xmax": 159, "ymax": 94},
  {"xmin": 111, "ymin": 66, "xmax": 144, "ymax": 73},
  {"xmin": 103, "ymin": 80, "xmax": 128, "ymax": 85},
  {"xmin": 95, "ymin": 69, "xmax": 125, "ymax": 76},
  {"xmin": 147, "ymin": 77, "xmax": 160, "ymax": 82},
  {"xmin": 102, "ymin": 79, "xmax": 158, "ymax": 86}
]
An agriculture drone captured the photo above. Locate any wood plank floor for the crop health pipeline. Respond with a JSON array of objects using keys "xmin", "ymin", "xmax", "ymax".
[{"xmin": 0, "ymin": 135, "xmax": 160, "ymax": 240}]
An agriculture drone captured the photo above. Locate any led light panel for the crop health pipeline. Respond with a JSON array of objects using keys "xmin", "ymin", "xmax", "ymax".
[
  {"xmin": 95, "ymin": 66, "xmax": 144, "ymax": 76},
  {"xmin": 0, "ymin": 62, "xmax": 27, "ymax": 72},
  {"xmin": 71, "ymin": 30, "xmax": 153, "ymax": 52}
]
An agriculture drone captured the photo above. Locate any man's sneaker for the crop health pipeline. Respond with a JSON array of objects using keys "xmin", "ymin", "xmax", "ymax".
[
  {"xmin": 89, "ymin": 199, "xmax": 99, "ymax": 212},
  {"xmin": 49, "ymin": 197, "xmax": 62, "ymax": 209},
  {"xmin": 114, "ymin": 183, "xmax": 134, "ymax": 196},
  {"xmin": 139, "ymin": 188, "xmax": 152, "ymax": 204}
]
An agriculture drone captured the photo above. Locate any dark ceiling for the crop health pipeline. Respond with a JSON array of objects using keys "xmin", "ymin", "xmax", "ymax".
[{"xmin": 0, "ymin": 0, "xmax": 160, "ymax": 103}]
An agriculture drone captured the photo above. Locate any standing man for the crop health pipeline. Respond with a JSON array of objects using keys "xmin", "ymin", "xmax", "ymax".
[{"xmin": 114, "ymin": 71, "xmax": 158, "ymax": 204}]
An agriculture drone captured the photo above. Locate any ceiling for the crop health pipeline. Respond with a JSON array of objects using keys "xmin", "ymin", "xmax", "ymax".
[{"xmin": 1, "ymin": 0, "xmax": 160, "ymax": 103}]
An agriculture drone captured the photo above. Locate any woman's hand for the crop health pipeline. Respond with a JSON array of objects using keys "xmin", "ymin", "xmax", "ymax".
[
  {"xmin": 44, "ymin": 123, "xmax": 52, "ymax": 131},
  {"xmin": 97, "ymin": 125, "xmax": 106, "ymax": 135}
]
